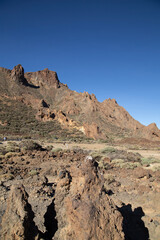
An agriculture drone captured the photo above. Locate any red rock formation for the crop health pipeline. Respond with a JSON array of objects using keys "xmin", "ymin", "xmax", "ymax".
[
  {"xmin": 54, "ymin": 157, "xmax": 124, "ymax": 240},
  {"xmin": 25, "ymin": 68, "xmax": 60, "ymax": 88},
  {"xmin": 0, "ymin": 64, "xmax": 160, "ymax": 141}
]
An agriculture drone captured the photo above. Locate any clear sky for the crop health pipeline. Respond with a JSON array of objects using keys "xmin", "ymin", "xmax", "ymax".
[{"xmin": 0, "ymin": 0, "xmax": 160, "ymax": 128}]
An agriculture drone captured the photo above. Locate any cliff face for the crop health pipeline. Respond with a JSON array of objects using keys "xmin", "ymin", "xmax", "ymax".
[
  {"xmin": 25, "ymin": 68, "xmax": 60, "ymax": 89},
  {"xmin": 0, "ymin": 64, "xmax": 159, "ymax": 141}
]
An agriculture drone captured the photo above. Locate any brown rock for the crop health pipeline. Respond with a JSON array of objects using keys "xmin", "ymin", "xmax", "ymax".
[
  {"xmin": 1, "ymin": 64, "xmax": 160, "ymax": 141},
  {"xmin": 25, "ymin": 68, "xmax": 60, "ymax": 88},
  {"xmin": 54, "ymin": 156, "xmax": 124, "ymax": 240},
  {"xmin": 1, "ymin": 184, "xmax": 39, "ymax": 240},
  {"xmin": 83, "ymin": 122, "xmax": 105, "ymax": 140},
  {"xmin": 11, "ymin": 64, "xmax": 27, "ymax": 85},
  {"xmin": 133, "ymin": 167, "xmax": 152, "ymax": 179}
]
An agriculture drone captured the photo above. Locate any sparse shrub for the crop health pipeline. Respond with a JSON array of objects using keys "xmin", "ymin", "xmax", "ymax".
[
  {"xmin": 46, "ymin": 145, "xmax": 53, "ymax": 151},
  {"xmin": 103, "ymin": 173, "xmax": 115, "ymax": 184},
  {"xmin": 141, "ymin": 157, "xmax": 157, "ymax": 165},
  {"xmin": 0, "ymin": 154, "xmax": 5, "ymax": 160},
  {"xmin": 29, "ymin": 169, "xmax": 38, "ymax": 176},
  {"xmin": 5, "ymin": 152, "xmax": 16, "ymax": 159},
  {"xmin": 114, "ymin": 161, "xmax": 141, "ymax": 169},
  {"xmin": 5, "ymin": 143, "xmax": 20, "ymax": 153},
  {"xmin": 101, "ymin": 147, "xmax": 116, "ymax": 154},
  {"xmin": 0, "ymin": 146, "xmax": 6, "ymax": 155},
  {"xmin": 71, "ymin": 145, "xmax": 82, "ymax": 151},
  {"xmin": 112, "ymin": 159, "xmax": 124, "ymax": 164},
  {"xmin": 98, "ymin": 158, "xmax": 111, "ymax": 170},
  {"xmin": 151, "ymin": 165, "xmax": 160, "ymax": 172},
  {"xmin": 91, "ymin": 151, "xmax": 103, "ymax": 161},
  {"xmin": 126, "ymin": 152, "xmax": 141, "ymax": 162},
  {"xmin": 128, "ymin": 145, "xmax": 140, "ymax": 150},
  {"xmin": 20, "ymin": 140, "xmax": 43, "ymax": 151},
  {"xmin": 51, "ymin": 148, "xmax": 62, "ymax": 153}
]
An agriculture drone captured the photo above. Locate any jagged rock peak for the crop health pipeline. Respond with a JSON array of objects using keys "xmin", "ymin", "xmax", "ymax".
[
  {"xmin": 103, "ymin": 98, "xmax": 118, "ymax": 105},
  {"xmin": 146, "ymin": 122, "xmax": 160, "ymax": 137},
  {"xmin": 147, "ymin": 123, "xmax": 158, "ymax": 129},
  {"xmin": 11, "ymin": 64, "xmax": 27, "ymax": 85},
  {"xmin": 82, "ymin": 91, "xmax": 97, "ymax": 100}
]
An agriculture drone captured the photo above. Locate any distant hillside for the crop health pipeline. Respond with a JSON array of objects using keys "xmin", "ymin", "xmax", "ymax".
[{"xmin": 0, "ymin": 64, "xmax": 159, "ymax": 142}]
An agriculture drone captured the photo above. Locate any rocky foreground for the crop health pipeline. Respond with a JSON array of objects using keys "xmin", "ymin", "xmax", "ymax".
[{"xmin": 0, "ymin": 141, "xmax": 159, "ymax": 240}]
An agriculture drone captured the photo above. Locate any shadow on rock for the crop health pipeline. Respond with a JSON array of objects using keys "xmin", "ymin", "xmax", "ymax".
[
  {"xmin": 44, "ymin": 199, "xmax": 58, "ymax": 240},
  {"xmin": 0, "ymin": 184, "xmax": 40, "ymax": 240},
  {"xmin": 118, "ymin": 204, "xmax": 149, "ymax": 240}
]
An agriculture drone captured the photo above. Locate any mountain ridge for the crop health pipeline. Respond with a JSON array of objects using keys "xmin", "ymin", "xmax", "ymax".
[{"xmin": 0, "ymin": 64, "xmax": 159, "ymax": 141}]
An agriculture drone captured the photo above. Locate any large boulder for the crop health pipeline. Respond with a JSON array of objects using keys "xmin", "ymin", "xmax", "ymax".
[{"xmin": 54, "ymin": 156, "xmax": 124, "ymax": 240}]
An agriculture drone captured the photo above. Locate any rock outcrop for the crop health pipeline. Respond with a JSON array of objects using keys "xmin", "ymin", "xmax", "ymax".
[
  {"xmin": 25, "ymin": 68, "xmax": 60, "ymax": 88},
  {"xmin": 83, "ymin": 122, "xmax": 105, "ymax": 139},
  {"xmin": 145, "ymin": 123, "xmax": 160, "ymax": 138},
  {"xmin": 54, "ymin": 156, "xmax": 124, "ymax": 240},
  {"xmin": 11, "ymin": 64, "xmax": 28, "ymax": 85},
  {"xmin": 1, "ymin": 184, "xmax": 39, "ymax": 240}
]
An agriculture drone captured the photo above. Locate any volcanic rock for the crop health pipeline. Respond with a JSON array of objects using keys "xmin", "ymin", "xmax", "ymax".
[
  {"xmin": 0, "ymin": 64, "xmax": 160, "ymax": 142},
  {"xmin": 54, "ymin": 156, "xmax": 124, "ymax": 240},
  {"xmin": 11, "ymin": 64, "xmax": 27, "ymax": 85},
  {"xmin": 83, "ymin": 122, "xmax": 105, "ymax": 139},
  {"xmin": 0, "ymin": 184, "xmax": 39, "ymax": 240},
  {"xmin": 25, "ymin": 68, "xmax": 60, "ymax": 88}
]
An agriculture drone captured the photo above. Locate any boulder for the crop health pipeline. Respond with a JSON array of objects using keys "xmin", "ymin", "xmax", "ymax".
[{"xmin": 54, "ymin": 156, "xmax": 124, "ymax": 240}]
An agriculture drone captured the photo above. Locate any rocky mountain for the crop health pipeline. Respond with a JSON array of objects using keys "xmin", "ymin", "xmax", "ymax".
[{"xmin": 0, "ymin": 64, "xmax": 159, "ymax": 141}]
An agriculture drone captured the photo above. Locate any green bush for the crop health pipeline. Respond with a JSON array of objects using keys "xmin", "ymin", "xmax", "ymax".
[
  {"xmin": 114, "ymin": 161, "xmax": 141, "ymax": 169},
  {"xmin": 51, "ymin": 148, "xmax": 62, "ymax": 153},
  {"xmin": 140, "ymin": 157, "xmax": 160, "ymax": 165},
  {"xmin": 29, "ymin": 169, "xmax": 38, "ymax": 176},
  {"xmin": 101, "ymin": 147, "xmax": 116, "ymax": 154}
]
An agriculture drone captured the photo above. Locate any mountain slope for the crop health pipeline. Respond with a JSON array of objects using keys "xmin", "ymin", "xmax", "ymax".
[{"xmin": 0, "ymin": 64, "xmax": 159, "ymax": 141}]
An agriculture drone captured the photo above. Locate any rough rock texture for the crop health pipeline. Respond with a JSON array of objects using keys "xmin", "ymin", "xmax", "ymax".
[
  {"xmin": 0, "ymin": 145, "xmax": 159, "ymax": 240},
  {"xmin": 0, "ymin": 64, "xmax": 160, "ymax": 141},
  {"xmin": 83, "ymin": 122, "xmax": 105, "ymax": 139},
  {"xmin": 25, "ymin": 68, "xmax": 60, "ymax": 88},
  {"xmin": 1, "ymin": 184, "xmax": 39, "ymax": 240},
  {"xmin": 11, "ymin": 64, "xmax": 27, "ymax": 85},
  {"xmin": 54, "ymin": 156, "xmax": 124, "ymax": 240},
  {"xmin": 145, "ymin": 123, "xmax": 160, "ymax": 138}
]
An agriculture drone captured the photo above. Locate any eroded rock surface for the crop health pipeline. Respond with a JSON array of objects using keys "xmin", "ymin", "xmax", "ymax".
[
  {"xmin": 54, "ymin": 157, "xmax": 124, "ymax": 240},
  {"xmin": 0, "ymin": 145, "xmax": 158, "ymax": 240},
  {"xmin": 11, "ymin": 64, "xmax": 27, "ymax": 85},
  {"xmin": 1, "ymin": 184, "xmax": 39, "ymax": 240}
]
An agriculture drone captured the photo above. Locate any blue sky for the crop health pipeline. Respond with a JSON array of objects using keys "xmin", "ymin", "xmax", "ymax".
[{"xmin": 0, "ymin": 0, "xmax": 160, "ymax": 128}]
